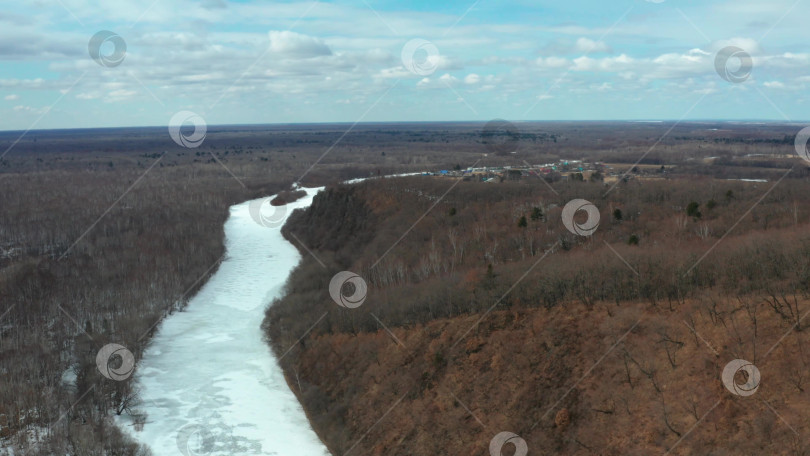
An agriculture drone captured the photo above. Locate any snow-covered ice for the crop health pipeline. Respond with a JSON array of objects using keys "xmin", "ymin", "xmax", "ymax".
[{"xmin": 118, "ymin": 187, "xmax": 330, "ymax": 456}]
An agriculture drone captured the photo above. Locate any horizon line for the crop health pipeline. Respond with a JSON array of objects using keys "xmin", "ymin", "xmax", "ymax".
[{"xmin": 1, "ymin": 118, "xmax": 808, "ymax": 135}]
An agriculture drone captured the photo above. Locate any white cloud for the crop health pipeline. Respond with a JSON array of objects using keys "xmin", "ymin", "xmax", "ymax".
[
  {"xmin": 417, "ymin": 73, "xmax": 460, "ymax": 88},
  {"xmin": 268, "ymin": 30, "xmax": 332, "ymax": 57},
  {"xmin": 464, "ymin": 73, "xmax": 480, "ymax": 84},
  {"xmin": 13, "ymin": 105, "xmax": 45, "ymax": 114},
  {"xmin": 0, "ymin": 78, "xmax": 45, "ymax": 89},
  {"xmin": 706, "ymin": 37, "xmax": 764, "ymax": 55},
  {"xmin": 536, "ymin": 56, "xmax": 569, "ymax": 68},
  {"xmin": 4, "ymin": 94, "xmax": 18, "ymax": 100},
  {"xmin": 105, "ymin": 89, "xmax": 138, "ymax": 102},
  {"xmin": 439, "ymin": 73, "xmax": 458, "ymax": 84},
  {"xmin": 377, "ymin": 66, "xmax": 414, "ymax": 80},
  {"xmin": 572, "ymin": 54, "xmax": 636, "ymax": 72},
  {"xmin": 575, "ymin": 37, "xmax": 611, "ymax": 53},
  {"xmin": 2, "ymin": 0, "xmax": 810, "ymax": 128}
]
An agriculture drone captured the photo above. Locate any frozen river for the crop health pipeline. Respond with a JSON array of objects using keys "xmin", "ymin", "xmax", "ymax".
[{"xmin": 118, "ymin": 187, "xmax": 330, "ymax": 456}]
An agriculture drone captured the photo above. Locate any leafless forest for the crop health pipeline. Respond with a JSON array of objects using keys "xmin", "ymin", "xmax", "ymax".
[{"xmin": 1, "ymin": 122, "xmax": 809, "ymax": 454}]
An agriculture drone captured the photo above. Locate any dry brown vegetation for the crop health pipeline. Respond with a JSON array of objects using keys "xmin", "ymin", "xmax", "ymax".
[
  {"xmin": 266, "ymin": 169, "xmax": 810, "ymax": 455},
  {"xmin": 282, "ymin": 299, "xmax": 810, "ymax": 455}
]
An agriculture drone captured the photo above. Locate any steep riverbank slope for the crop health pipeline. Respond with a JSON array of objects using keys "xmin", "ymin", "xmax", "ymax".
[{"xmin": 265, "ymin": 176, "xmax": 810, "ymax": 455}]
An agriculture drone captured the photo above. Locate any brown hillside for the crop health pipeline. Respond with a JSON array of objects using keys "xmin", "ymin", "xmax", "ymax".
[
  {"xmin": 265, "ymin": 175, "xmax": 810, "ymax": 455},
  {"xmin": 289, "ymin": 298, "xmax": 809, "ymax": 455}
]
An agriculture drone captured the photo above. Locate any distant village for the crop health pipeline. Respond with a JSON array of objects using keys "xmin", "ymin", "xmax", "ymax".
[{"xmin": 420, "ymin": 160, "xmax": 625, "ymax": 183}]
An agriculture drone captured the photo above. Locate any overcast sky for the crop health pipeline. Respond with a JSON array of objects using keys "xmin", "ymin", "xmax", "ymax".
[{"xmin": 0, "ymin": 0, "xmax": 809, "ymax": 130}]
